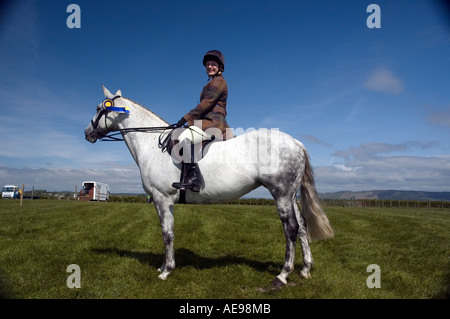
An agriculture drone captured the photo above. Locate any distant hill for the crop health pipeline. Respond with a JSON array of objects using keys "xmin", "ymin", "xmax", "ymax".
[{"xmin": 318, "ymin": 190, "xmax": 450, "ymax": 201}]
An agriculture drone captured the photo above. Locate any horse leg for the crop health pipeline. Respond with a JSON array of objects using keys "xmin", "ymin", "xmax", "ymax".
[
  {"xmin": 154, "ymin": 199, "xmax": 175, "ymax": 280},
  {"xmin": 294, "ymin": 202, "xmax": 313, "ymax": 278},
  {"xmin": 273, "ymin": 196, "xmax": 299, "ymax": 288}
]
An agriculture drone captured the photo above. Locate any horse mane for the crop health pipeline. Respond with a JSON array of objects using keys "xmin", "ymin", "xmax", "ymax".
[{"xmin": 123, "ymin": 96, "xmax": 170, "ymax": 125}]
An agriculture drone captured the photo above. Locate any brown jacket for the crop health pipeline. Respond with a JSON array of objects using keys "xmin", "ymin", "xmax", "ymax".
[{"xmin": 183, "ymin": 75, "xmax": 233, "ymax": 140}]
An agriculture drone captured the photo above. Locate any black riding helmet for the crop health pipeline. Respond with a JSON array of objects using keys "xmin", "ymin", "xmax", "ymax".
[{"xmin": 203, "ymin": 50, "xmax": 225, "ymax": 72}]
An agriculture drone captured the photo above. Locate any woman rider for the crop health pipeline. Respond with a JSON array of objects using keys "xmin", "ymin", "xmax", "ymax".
[{"xmin": 172, "ymin": 50, "xmax": 232, "ymax": 192}]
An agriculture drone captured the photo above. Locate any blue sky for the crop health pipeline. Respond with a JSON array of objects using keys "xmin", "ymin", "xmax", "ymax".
[{"xmin": 0, "ymin": 0, "xmax": 449, "ymax": 196}]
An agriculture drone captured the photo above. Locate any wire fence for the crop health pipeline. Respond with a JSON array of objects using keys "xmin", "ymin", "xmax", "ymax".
[
  {"xmin": 320, "ymin": 198, "xmax": 450, "ymax": 209},
  {"xmin": 2, "ymin": 186, "xmax": 449, "ymax": 209}
]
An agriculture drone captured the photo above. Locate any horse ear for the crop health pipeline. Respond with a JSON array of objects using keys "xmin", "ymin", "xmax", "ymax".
[
  {"xmin": 102, "ymin": 85, "xmax": 114, "ymax": 99},
  {"xmin": 115, "ymin": 89, "xmax": 122, "ymax": 97}
]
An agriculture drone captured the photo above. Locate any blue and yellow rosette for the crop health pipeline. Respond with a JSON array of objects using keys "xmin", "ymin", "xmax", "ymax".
[{"xmin": 102, "ymin": 98, "xmax": 130, "ymax": 114}]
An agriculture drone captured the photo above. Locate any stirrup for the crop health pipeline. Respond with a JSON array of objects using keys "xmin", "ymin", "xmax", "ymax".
[
  {"xmin": 172, "ymin": 182, "xmax": 200, "ymax": 192},
  {"xmin": 171, "ymin": 182, "xmax": 185, "ymax": 190}
]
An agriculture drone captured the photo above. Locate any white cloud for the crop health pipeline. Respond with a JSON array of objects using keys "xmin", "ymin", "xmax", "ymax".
[
  {"xmin": 300, "ymin": 135, "xmax": 333, "ymax": 148},
  {"xmin": 333, "ymin": 164, "xmax": 358, "ymax": 172},
  {"xmin": 332, "ymin": 141, "xmax": 438, "ymax": 161},
  {"xmin": 425, "ymin": 107, "xmax": 450, "ymax": 128},
  {"xmin": 2, "ymin": 153, "xmax": 449, "ymax": 196},
  {"xmin": 364, "ymin": 67, "xmax": 404, "ymax": 95},
  {"xmin": 314, "ymin": 143, "xmax": 450, "ymax": 193}
]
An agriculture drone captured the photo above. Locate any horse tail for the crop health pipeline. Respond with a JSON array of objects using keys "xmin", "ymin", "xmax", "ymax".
[{"xmin": 299, "ymin": 149, "xmax": 334, "ymax": 241}]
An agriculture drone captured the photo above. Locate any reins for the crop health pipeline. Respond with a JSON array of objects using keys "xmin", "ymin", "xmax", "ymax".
[
  {"xmin": 100, "ymin": 125, "xmax": 178, "ymax": 155},
  {"xmin": 99, "ymin": 125, "xmax": 176, "ymax": 143}
]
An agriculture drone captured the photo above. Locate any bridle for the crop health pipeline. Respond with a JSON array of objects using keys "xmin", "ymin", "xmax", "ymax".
[
  {"xmin": 90, "ymin": 96, "xmax": 178, "ymax": 149},
  {"xmin": 90, "ymin": 95, "xmax": 123, "ymax": 139}
]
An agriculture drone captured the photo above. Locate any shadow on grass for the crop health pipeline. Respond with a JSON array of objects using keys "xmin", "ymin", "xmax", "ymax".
[
  {"xmin": 432, "ymin": 267, "xmax": 450, "ymax": 299},
  {"xmin": 92, "ymin": 247, "xmax": 283, "ymax": 276},
  {"xmin": 0, "ymin": 269, "xmax": 13, "ymax": 299},
  {"xmin": 0, "ymin": 287, "xmax": 11, "ymax": 299}
]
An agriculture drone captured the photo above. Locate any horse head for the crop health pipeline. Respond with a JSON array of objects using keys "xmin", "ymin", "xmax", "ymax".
[{"xmin": 85, "ymin": 85, "xmax": 127, "ymax": 143}]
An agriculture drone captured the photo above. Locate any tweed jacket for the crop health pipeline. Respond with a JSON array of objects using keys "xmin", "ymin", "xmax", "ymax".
[{"xmin": 183, "ymin": 75, "xmax": 233, "ymax": 140}]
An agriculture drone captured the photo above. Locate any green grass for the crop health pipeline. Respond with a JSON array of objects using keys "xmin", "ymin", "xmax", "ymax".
[{"xmin": 0, "ymin": 200, "xmax": 448, "ymax": 299}]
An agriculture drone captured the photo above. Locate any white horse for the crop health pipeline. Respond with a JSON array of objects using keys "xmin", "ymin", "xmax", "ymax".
[{"xmin": 85, "ymin": 86, "xmax": 334, "ymax": 287}]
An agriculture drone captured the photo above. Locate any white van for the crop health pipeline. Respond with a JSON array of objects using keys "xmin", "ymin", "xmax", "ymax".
[
  {"xmin": 79, "ymin": 181, "xmax": 110, "ymax": 202},
  {"xmin": 2, "ymin": 185, "xmax": 20, "ymax": 199}
]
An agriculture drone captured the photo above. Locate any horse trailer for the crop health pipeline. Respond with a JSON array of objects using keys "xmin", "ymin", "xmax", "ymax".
[{"xmin": 79, "ymin": 181, "xmax": 110, "ymax": 202}]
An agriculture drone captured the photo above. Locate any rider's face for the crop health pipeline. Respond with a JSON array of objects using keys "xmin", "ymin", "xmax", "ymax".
[{"xmin": 205, "ymin": 60, "xmax": 219, "ymax": 77}]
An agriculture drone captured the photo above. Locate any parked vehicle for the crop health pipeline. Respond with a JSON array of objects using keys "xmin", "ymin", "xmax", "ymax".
[
  {"xmin": 2, "ymin": 185, "xmax": 20, "ymax": 199},
  {"xmin": 78, "ymin": 181, "xmax": 110, "ymax": 202}
]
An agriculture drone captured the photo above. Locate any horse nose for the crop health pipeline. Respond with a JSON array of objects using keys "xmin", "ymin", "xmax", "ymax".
[{"xmin": 84, "ymin": 126, "xmax": 97, "ymax": 143}]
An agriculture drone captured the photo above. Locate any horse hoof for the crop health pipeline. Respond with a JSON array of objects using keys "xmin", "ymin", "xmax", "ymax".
[
  {"xmin": 158, "ymin": 273, "xmax": 168, "ymax": 280},
  {"xmin": 300, "ymin": 270, "xmax": 311, "ymax": 279},
  {"xmin": 272, "ymin": 276, "xmax": 287, "ymax": 288}
]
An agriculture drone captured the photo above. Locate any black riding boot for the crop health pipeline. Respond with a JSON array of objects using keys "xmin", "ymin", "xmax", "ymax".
[
  {"xmin": 172, "ymin": 144, "xmax": 201, "ymax": 192},
  {"xmin": 172, "ymin": 163, "xmax": 201, "ymax": 192}
]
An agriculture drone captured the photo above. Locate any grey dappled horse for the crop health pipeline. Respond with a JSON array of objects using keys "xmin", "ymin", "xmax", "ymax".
[{"xmin": 85, "ymin": 86, "xmax": 333, "ymax": 287}]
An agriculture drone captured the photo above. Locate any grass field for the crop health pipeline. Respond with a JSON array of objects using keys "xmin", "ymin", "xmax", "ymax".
[{"xmin": 0, "ymin": 200, "xmax": 448, "ymax": 299}]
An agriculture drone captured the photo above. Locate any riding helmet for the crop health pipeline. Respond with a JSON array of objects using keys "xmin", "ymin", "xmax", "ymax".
[{"xmin": 203, "ymin": 50, "xmax": 225, "ymax": 72}]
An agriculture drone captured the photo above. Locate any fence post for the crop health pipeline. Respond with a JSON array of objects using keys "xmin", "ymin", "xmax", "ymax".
[{"xmin": 20, "ymin": 184, "xmax": 24, "ymax": 206}]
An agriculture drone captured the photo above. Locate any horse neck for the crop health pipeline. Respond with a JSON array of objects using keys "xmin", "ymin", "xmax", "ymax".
[
  {"xmin": 121, "ymin": 97, "xmax": 168, "ymax": 127},
  {"xmin": 118, "ymin": 98, "xmax": 169, "ymax": 164}
]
